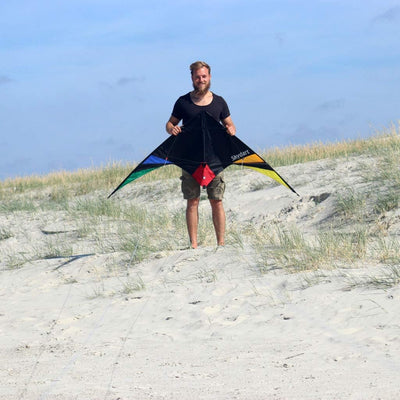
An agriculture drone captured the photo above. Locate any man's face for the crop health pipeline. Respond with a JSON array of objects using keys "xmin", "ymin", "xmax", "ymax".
[{"xmin": 191, "ymin": 66, "xmax": 211, "ymax": 94}]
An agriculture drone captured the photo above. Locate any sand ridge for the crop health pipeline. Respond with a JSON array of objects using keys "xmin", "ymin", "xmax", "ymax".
[{"xmin": 1, "ymin": 153, "xmax": 400, "ymax": 399}]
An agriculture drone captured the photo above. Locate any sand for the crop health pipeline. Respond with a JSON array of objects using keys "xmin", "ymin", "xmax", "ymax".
[{"xmin": 1, "ymin": 154, "xmax": 400, "ymax": 400}]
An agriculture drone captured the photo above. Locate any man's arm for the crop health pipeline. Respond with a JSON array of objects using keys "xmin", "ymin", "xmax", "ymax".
[
  {"xmin": 222, "ymin": 116, "xmax": 236, "ymax": 136},
  {"xmin": 166, "ymin": 115, "xmax": 182, "ymax": 136}
]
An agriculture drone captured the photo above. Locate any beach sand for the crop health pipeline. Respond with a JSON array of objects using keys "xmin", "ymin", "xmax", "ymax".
[{"xmin": 1, "ymin": 154, "xmax": 400, "ymax": 399}]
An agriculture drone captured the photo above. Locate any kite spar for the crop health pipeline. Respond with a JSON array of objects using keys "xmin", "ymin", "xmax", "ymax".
[{"xmin": 108, "ymin": 112, "xmax": 298, "ymax": 198}]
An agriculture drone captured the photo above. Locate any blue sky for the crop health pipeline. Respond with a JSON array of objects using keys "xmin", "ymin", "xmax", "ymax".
[{"xmin": 1, "ymin": 0, "xmax": 399, "ymax": 180}]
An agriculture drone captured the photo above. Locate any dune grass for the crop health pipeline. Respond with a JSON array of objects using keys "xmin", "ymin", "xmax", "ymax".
[
  {"xmin": 1, "ymin": 124, "xmax": 399, "ymax": 288},
  {"xmin": 263, "ymin": 122, "xmax": 400, "ymax": 166},
  {"xmin": 249, "ymin": 225, "xmax": 370, "ymax": 273},
  {"xmin": 1, "ymin": 122, "xmax": 399, "ymax": 196}
]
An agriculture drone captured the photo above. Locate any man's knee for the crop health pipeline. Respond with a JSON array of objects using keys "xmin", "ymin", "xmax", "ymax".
[
  {"xmin": 187, "ymin": 198, "xmax": 200, "ymax": 209},
  {"xmin": 209, "ymin": 199, "xmax": 223, "ymax": 210}
]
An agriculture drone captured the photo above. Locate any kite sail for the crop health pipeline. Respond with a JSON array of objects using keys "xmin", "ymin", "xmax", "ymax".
[{"xmin": 108, "ymin": 112, "xmax": 298, "ymax": 198}]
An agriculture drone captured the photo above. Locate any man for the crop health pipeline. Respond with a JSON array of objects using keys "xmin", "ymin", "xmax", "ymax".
[{"xmin": 166, "ymin": 61, "xmax": 236, "ymax": 249}]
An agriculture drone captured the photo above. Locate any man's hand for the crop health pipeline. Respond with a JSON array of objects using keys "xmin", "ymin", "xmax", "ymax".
[
  {"xmin": 169, "ymin": 124, "xmax": 182, "ymax": 136},
  {"xmin": 166, "ymin": 116, "xmax": 182, "ymax": 136},
  {"xmin": 225, "ymin": 125, "xmax": 236, "ymax": 136},
  {"xmin": 222, "ymin": 116, "xmax": 236, "ymax": 136}
]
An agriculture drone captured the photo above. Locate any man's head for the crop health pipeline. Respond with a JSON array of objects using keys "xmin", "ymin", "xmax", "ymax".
[
  {"xmin": 190, "ymin": 61, "xmax": 211, "ymax": 95},
  {"xmin": 190, "ymin": 61, "xmax": 211, "ymax": 76}
]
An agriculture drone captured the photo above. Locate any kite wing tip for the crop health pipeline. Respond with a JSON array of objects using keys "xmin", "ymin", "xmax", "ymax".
[{"xmin": 107, "ymin": 190, "xmax": 117, "ymax": 199}]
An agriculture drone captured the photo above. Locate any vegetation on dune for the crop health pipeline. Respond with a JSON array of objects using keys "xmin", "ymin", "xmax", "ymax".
[
  {"xmin": 1, "ymin": 123, "xmax": 400, "ymax": 289},
  {"xmin": 1, "ymin": 122, "xmax": 398, "ymax": 195},
  {"xmin": 263, "ymin": 122, "xmax": 400, "ymax": 166}
]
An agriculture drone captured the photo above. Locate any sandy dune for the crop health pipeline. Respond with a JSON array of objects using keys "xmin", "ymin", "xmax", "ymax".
[{"xmin": 1, "ymin": 154, "xmax": 400, "ymax": 399}]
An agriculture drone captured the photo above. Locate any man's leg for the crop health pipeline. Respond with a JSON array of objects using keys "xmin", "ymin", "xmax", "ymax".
[
  {"xmin": 186, "ymin": 198, "xmax": 200, "ymax": 248},
  {"xmin": 209, "ymin": 199, "xmax": 225, "ymax": 246},
  {"xmin": 181, "ymin": 170, "xmax": 201, "ymax": 249}
]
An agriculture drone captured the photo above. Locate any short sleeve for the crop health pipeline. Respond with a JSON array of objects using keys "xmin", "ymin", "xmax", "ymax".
[
  {"xmin": 171, "ymin": 99, "xmax": 183, "ymax": 121},
  {"xmin": 219, "ymin": 97, "xmax": 230, "ymax": 120}
]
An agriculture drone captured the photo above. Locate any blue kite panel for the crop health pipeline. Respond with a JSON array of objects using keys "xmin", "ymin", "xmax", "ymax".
[{"xmin": 143, "ymin": 155, "xmax": 172, "ymax": 165}]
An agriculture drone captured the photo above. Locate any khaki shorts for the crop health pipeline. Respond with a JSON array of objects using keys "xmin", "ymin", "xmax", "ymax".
[{"xmin": 180, "ymin": 170, "xmax": 225, "ymax": 200}]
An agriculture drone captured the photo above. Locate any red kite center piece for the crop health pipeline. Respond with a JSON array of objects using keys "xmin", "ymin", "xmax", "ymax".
[{"xmin": 192, "ymin": 163, "xmax": 215, "ymax": 187}]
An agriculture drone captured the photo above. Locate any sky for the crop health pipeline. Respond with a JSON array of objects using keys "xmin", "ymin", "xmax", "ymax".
[{"xmin": 1, "ymin": 0, "xmax": 400, "ymax": 180}]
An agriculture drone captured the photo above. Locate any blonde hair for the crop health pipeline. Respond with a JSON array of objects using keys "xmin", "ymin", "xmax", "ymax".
[{"xmin": 190, "ymin": 61, "xmax": 211, "ymax": 75}]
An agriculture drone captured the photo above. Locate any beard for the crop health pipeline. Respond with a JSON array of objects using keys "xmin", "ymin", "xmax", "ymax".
[{"xmin": 192, "ymin": 81, "xmax": 211, "ymax": 96}]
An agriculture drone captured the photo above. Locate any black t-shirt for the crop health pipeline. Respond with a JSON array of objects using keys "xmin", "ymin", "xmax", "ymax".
[{"xmin": 171, "ymin": 92, "xmax": 230, "ymax": 124}]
